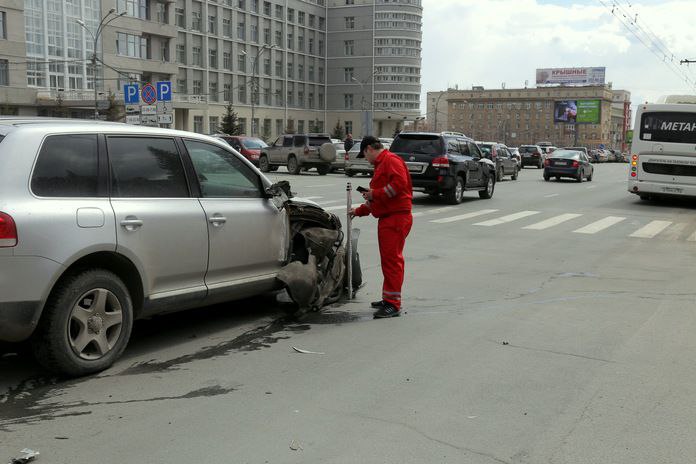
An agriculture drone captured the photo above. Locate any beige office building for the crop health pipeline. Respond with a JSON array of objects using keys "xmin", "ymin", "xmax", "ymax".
[{"xmin": 427, "ymin": 85, "xmax": 631, "ymax": 150}]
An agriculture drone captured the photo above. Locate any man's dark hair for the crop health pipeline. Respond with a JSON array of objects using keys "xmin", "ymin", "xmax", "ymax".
[{"xmin": 357, "ymin": 135, "xmax": 384, "ymax": 157}]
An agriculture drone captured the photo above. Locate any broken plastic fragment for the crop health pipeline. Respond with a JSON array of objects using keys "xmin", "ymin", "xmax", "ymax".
[
  {"xmin": 8, "ymin": 449, "xmax": 40, "ymax": 464},
  {"xmin": 292, "ymin": 347, "xmax": 325, "ymax": 355},
  {"xmin": 289, "ymin": 440, "xmax": 303, "ymax": 451}
]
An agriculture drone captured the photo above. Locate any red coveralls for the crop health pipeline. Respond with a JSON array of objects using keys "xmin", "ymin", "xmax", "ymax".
[{"xmin": 354, "ymin": 149, "xmax": 413, "ymax": 309}]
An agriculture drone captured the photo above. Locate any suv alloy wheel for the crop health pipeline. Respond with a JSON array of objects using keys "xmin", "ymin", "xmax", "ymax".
[
  {"xmin": 258, "ymin": 155, "xmax": 270, "ymax": 172},
  {"xmin": 444, "ymin": 176, "xmax": 465, "ymax": 204},
  {"xmin": 287, "ymin": 155, "xmax": 301, "ymax": 175}
]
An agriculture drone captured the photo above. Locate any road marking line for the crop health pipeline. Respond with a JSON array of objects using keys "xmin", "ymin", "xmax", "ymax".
[
  {"xmin": 629, "ymin": 220, "xmax": 673, "ymax": 239},
  {"xmin": 412, "ymin": 206, "xmax": 459, "ymax": 218},
  {"xmin": 323, "ymin": 205, "xmax": 347, "ymax": 211},
  {"xmin": 305, "ymin": 196, "xmax": 323, "ymax": 200},
  {"xmin": 586, "ymin": 185, "xmax": 597, "ymax": 189},
  {"xmin": 317, "ymin": 200, "xmax": 343, "ymax": 205},
  {"xmin": 687, "ymin": 230, "xmax": 696, "ymax": 242},
  {"xmin": 430, "ymin": 209, "xmax": 499, "ymax": 224},
  {"xmin": 306, "ymin": 184, "xmax": 334, "ymax": 188},
  {"xmin": 660, "ymin": 222, "xmax": 688, "ymax": 241},
  {"xmin": 523, "ymin": 213, "xmax": 583, "ymax": 230},
  {"xmin": 474, "ymin": 211, "xmax": 540, "ymax": 227},
  {"xmin": 573, "ymin": 216, "xmax": 626, "ymax": 234},
  {"xmin": 544, "ymin": 193, "xmax": 560, "ymax": 198}
]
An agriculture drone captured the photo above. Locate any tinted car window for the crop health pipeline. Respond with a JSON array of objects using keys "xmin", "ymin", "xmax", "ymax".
[
  {"xmin": 282, "ymin": 136, "xmax": 293, "ymax": 147},
  {"xmin": 293, "ymin": 136, "xmax": 307, "ymax": 147},
  {"xmin": 468, "ymin": 142, "xmax": 482, "ymax": 157},
  {"xmin": 185, "ymin": 140, "xmax": 261, "ymax": 198},
  {"xmin": 446, "ymin": 139, "xmax": 461, "ymax": 154},
  {"xmin": 519, "ymin": 146, "xmax": 538, "ymax": 153},
  {"xmin": 308, "ymin": 136, "xmax": 331, "ymax": 146},
  {"xmin": 108, "ymin": 137, "xmax": 189, "ymax": 198},
  {"xmin": 390, "ymin": 135, "xmax": 443, "ymax": 155},
  {"xmin": 31, "ymin": 134, "xmax": 99, "ymax": 197},
  {"xmin": 551, "ymin": 150, "xmax": 581, "ymax": 159}
]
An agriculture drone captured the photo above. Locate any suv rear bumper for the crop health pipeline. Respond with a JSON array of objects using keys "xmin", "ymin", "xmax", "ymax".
[
  {"xmin": 0, "ymin": 256, "xmax": 62, "ymax": 342},
  {"xmin": 412, "ymin": 176, "xmax": 456, "ymax": 191}
]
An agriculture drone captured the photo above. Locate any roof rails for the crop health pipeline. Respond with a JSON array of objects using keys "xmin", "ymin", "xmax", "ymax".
[{"xmin": 440, "ymin": 131, "xmax": 467, "ymax": 136}]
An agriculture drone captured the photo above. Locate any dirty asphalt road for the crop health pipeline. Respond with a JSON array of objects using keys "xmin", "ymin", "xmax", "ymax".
[{"xmin": 3, "ymin": 163, "xmax": 696, "ymax": 463}]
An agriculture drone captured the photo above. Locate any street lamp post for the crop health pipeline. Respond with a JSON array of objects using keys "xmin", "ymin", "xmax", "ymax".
[
  {"xmin": 433, "ymin": 91, "xmax": 446, "ymax": 132},
  {"xmin": 244, "ymin": 44, "xmax": 277, "ymax": 136},
  {"xmin": 76, "ymin": 9, "xmax": 125, "ymax": 120},
  {"xmin": 351, "ymin": 70, "xmax": 380, "ymax": 137}
]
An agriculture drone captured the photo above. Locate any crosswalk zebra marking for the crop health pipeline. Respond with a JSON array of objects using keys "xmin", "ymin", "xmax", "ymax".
[
  {"xmin": 629, "ymin": 220, "xmax": 673, "ymax": 239},
  {"xmin": 573, "ymin": 216, "xmax": 626, "ymax": 234},
  {"xmin": 412, "ymin": 206, "xmax": 459, "ymax": 218},
  {"xmin": 544, "ymin": 193, "xmax": 560, "ymax": 198},
  {"xmin": 522, "ymin": 213, "xmax": 583, "ymax": 230},
  {"xmin": 430, "ymin": 209, "xmax": 499, "ymax": 224},
  {"xmin": 474, "ymin": 211, "xmax": 540, "ymax": 227},
  {"xmin": 305, "ymin": 196, "xmax": 324, "ymax": 200},
  {"xmin": 323, "ymin": 205, "xmax": 347, "ymax": 211},
  {"xmin": 316, "ymin": 200, "xmax": 344, "ymax": 206},
  {"xmin": 660, "ymin": 222, "xmax": 688, "ymax": 241}
]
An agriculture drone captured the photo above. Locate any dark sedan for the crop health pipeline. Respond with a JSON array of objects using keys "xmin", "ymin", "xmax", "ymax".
[{"xmin": 543, "ymin": 149, "xmax": 593, "ymax": 182}]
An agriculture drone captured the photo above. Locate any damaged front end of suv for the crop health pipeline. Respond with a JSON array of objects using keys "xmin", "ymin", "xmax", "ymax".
[{"xmin": 266, "ymin": 181, "xmax": 362, "ymax": 315}]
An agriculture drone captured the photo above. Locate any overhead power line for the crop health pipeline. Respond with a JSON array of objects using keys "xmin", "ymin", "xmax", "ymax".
[{"xmin": 596, "ymin": 0, "xmax": 696, "ymax": 91}]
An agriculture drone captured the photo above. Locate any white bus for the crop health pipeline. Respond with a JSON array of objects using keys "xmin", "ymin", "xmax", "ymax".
[{"xmin": 628, "ymin": 102, "xmax": 696, "ymax": 200}]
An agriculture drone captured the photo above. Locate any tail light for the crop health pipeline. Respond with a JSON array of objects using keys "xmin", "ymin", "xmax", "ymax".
[
  {"xmin": 572, "ymin": 160, "xmax": 579, "ymax": 168},
  {"xmin": 544, "ymin": 159, "xmax": 550, "ymax": 167},
  {"xmin": 631, "ymin": 154, "xmax": 638, "ymax": 177},
  {"xmin": 432, "ymin": 156, "xmax": 450, "ymax": 168},
  {"xmin": 345, "ymin": 152, "xmax": 349, "ymax": 161},
  {"xmin": 0, "ymin": 212, "xmax": 18, "ymax": 247}
]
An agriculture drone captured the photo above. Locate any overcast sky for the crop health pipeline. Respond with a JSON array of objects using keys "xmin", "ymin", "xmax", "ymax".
[{"xmin": 421, "ymin": 0, "xmax": 696, "ymax": 113}]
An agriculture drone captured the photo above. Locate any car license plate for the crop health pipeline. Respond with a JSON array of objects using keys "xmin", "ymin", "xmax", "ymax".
[
  {"xmin": 408, "ymin": 165, "xmax": 422, "ymax": 173},
  {"xmin": 662, "ymin": 186, "xmax": 683, "ymax": 193},
  {"xmin": 555, "ymin": 161, "xmax": 567, "ymax": 166},
  {"xmin": 523, "ymin": 153, "xmax": 530, "ymax": 157}
]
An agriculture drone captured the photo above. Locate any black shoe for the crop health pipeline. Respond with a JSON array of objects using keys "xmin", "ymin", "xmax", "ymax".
[
  {"xmin": 373, "ymin": 303, "xmax": 401, "ymax": 319},
  {"xmin": 371, "ymin": 300, "xmax": 386, "ymax": 308}
]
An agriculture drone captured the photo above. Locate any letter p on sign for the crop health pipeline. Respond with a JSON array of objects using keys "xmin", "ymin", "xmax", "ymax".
[
  {"xmin": 157, "ymin": 81, "xmax": 172, "ymax": 101},
  {"xmin": 124, "ymin": 84, "xmax": 139, "ymax": 104}
]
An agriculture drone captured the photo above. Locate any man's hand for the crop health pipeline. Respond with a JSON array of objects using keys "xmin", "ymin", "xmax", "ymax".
[
  {"xmin": 361, "ymin": 189, "xmax": 373, "ymax": 201},
  {"xmin": 349, "ymin": 207, "xmax": 358, "ymax": 218}
]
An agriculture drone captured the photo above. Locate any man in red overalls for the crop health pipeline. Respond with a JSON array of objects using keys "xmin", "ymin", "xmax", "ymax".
[{"xmin": 350, "ymin": 136, "xmax": 413, "ymax": 318}]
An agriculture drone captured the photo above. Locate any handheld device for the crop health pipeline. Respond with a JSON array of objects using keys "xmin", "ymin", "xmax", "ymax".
[{"xmin": 356, "ymin": 186, "xmax": 369, "ymax": 193}]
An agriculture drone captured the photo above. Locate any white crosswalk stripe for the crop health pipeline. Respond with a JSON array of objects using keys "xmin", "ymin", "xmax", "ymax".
[
  {"xmin": 573, "ymin": 216, "xmax": 626, "ymax": 234},
  {"xmin": 474, "ymin": 211, "xmax": 540, "ymax": 227},
  {"xmin": 316, "ymin": 200, "xmax": 343, "ymax": 206},
  {"xmin": 687, "ymin": 231, "xmax": 696, "ymax": 242},
  {"xmin": 304, "ymin": 196, "xmax": 323, "ymax": 200},
  {"xmin": 412, "ymin": 206, "xmax": 459, "ymax": 218},
  {"xmin": 629, "ymin": 220, "xmax": 672, "ymax": 239},
  {"xmin": 430, "ymin": 209, "xmax": 499, "ymax": 224},
  {"xmin": 522, "ymin": 213, "xmax": 583, "ymax": 230},
  {"xmin": 323, "ymin": 205, "xmax": 347, "ymax": 211},
  {"xmin": 660, "ymin": 222, "xmax": 688, "ymax": 241}
]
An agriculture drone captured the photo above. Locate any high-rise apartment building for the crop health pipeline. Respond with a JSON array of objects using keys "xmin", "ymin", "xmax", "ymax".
[{"xmin": 0, "ymin": 0, "xmax": 422, "ymax": 139}]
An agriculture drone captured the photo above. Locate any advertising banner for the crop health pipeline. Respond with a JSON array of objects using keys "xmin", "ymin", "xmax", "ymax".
[
  {"xmin": 554, "ymin": 100, "xmax": 601, "ymax": 124},
  {"xmin": 536, "ymin": 67, "xmax": 606, "ymax": 86}
]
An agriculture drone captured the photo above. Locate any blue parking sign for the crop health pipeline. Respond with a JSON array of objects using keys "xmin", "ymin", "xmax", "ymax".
[
  {"xmin": 157, "ymin": 81, "xmax": 172, "ymax": 101},
  {"xmin": 124, "ymin": 84, "xmax": 139, "ymax": 104}
]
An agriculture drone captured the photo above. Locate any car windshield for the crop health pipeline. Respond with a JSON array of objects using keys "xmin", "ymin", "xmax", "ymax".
[
  {"xmin": 520, "ymin": 146, "xmax": 538, "ymax": 153},
  {"xmin": 479, "ymin": 145, "xmax": 492, "ymax": 155},
  {"xmin": 390, "ymin": 135, "xmax": 443, "ymax": 154},
  {"xmin": 241, "ymin": 138, "xmax": 268, "ymax": 149},
  {"xmin": 348, "ymin": 140, "xmax": 362, "ymax": 152},
  {"xmin": 551, "ymin": 150, "xmax": 580, "ymax": 159}
]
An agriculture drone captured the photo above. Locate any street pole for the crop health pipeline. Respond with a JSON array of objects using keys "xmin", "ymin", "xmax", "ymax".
[
  {"xmin": 76, "ymin": 10, "xmax": 125, "ymax": 120},
  {"xmin": 248, "ymin": 44, "xmax": 277, "ymax": 136},
  {"xmin": 433, "ymin": 91, "xmax": 445, "ymax": 132},
  {"xmin": 346, "ymin": 182, "xmax": 353, "ymax": 301}
]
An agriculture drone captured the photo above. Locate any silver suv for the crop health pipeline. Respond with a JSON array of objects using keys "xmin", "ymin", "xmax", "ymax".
[
  {"xmin": 0, "ymin": 118, "xmax": 356, "ymax": 376},
  {"xmin": 259, "ymin": 133, "xmax": 336, "ymax": 175}
]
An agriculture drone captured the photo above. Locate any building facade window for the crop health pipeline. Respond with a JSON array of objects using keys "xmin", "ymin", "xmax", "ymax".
[
  {"xmin": 193, "ymin": 115, "xmax": 203, "ymax": 133},
  {"xmin": 175, "ymin": 8, "xmax": 185, "ymax": 27},
  {"xmin": 344, "ymin": 94, "xmax": 353, "ymax": 109},
  {"xmin": 0, "ymin": 11, "xmax": 6, "ymax": 39},
  {"xmin": 344, "ymin": 40, "xmax": 354, "ymax": 55},
  {"xmin": 0, "ymin": 59, "xmax": 8, "ymax": 86},
  {"xmin": 345, "ymin": 16, "xmax": 354, "ymax": 29}
]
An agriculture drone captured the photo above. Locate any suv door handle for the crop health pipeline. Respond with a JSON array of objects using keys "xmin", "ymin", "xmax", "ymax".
[
  {"xmin": 120, "ymin": 218, "xmax": 143, "ymax": 231},
  {"xmin": 208, "ymin": 215, "xmax": 227, "ymax": 227}
]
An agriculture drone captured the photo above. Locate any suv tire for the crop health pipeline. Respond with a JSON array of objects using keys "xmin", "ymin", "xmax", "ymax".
[
  {"xmin": 32, "ymin": 269, "xmax": 133, "ymax": 376},
  {"xmin": 444, "ymin": 176, "xmax": 465, "ymax": 204},
  {"xmin": 316, "ymin": 165, "xmax": 331, "ymax": 176},
  {"xmin": 511, "ymin": 166, "xmax": 519, "ymax": 180},
  {"xmin": 258, "ymin": 155, "xmax": 270, "ymax": 172},
  {"xmin": 479, "ymin": 173, "xmax": 495, "ymax": 199},
  {"xmin": 287, "ymin": 155, "xmax": 301, "ymax": 175},
  {"xmin": 496, "ymin": 166, "xmax": 503, "ymax": 182},
  {"xmin": 538, "ymin": 159, "xmax": 543, "ymax": 169},
  {"xmin": 345, "ymin": 170, "xmax": 355, "ymax": 177}
]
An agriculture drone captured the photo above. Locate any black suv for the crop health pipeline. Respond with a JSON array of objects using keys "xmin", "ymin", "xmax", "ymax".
[
  {"xmin": 390, "ymin": 132, "xmax": 496, "ymax": 204},
  {"xmin": 519, "ymin": 145, "xmax": 545, "ymax": 168}
]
